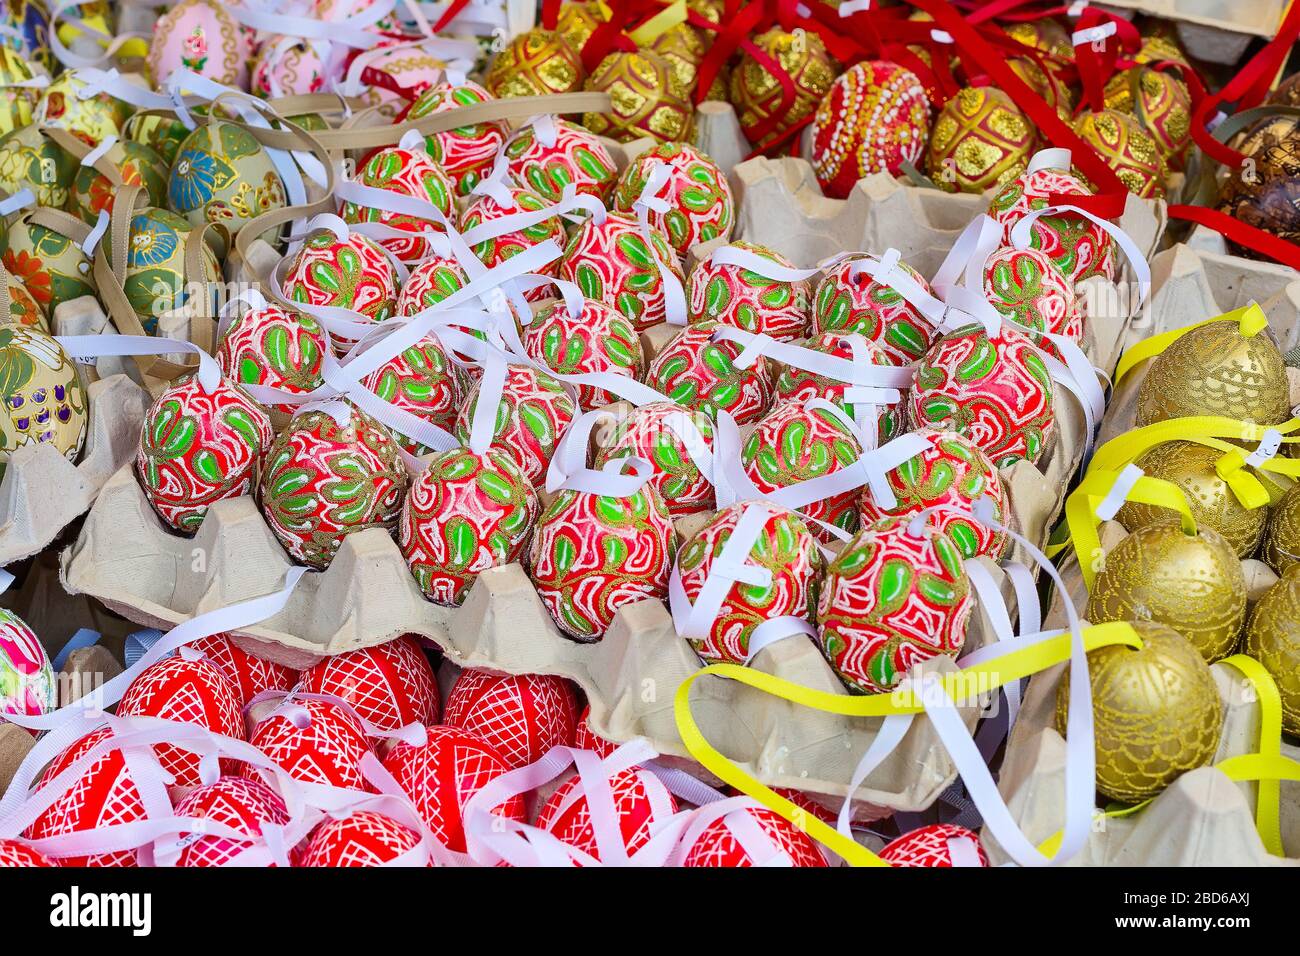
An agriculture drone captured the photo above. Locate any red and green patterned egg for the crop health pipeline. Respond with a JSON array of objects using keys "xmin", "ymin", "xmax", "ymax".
[
  {"xmin": 0, "ymin": 607, "xmax": 55, "ymax": 719},
  {"xmin": 559, "ymin": 211, "xmax": 684, "ymax": 332},
  {"xmin": 258, "ymin": 406, "xmax": 408, "ymax": 569},
  {"xmin": 911, "ymin": 323, "xmax": 1055, "ymax": 468},
  {"xmin": 453, "ymin": 364, "xmax": 576, "ymax": 487},
  {"xmin": 0, "ymin": 211, "xmax": 96, "ymax": 314},
  {"xmin": 677, "ymin": 502, "xmax": 823, "ymax": 664},
  {"xmin": 406, "ymin": 81, "xmax": 507, "ymax": 196},
  {"xmin": 283, "ymin": 229, "xmax": 398, "ymax": 350},
  {"xmin": 981, "ymin": 245, "xmax": 1084, "ymax": 352},
  {"xmin": 856, "ymin": 427, "xmax": 1008, "ymax": 560},
  {"xmin": 644, "ymin": 320, "xmax": 773, "ymax": 424},
  {"xmin": 811, "ymin": 254, "xmax": 935, "ymax": 363},
  {"xmin": 397, "ymin": 253, "xmax": 470, "ymax": 316},
  {"xmin": 988, "ymin": 165, "xmax": 1115, "ymax": 283},
  {"xmin": 773, "ymin": 331, "xmax": 904, "ymax": 443},
  {"xmin": 68, "ymin": 139, "xmax": 168, "ymax": 224},
  {"xmin": 340, "ymin": 145, "xmax": 455, "ymax": 263},
  {"xmin": 360, "ymin": 334, "xmax": 465, "ymax": 454},
  {"xmin": 687, "ymin": 241, "xmax": 811, "ymax": 341},
  {"xmin": 399, "ymin": 447, "xmax": 539, "ymax": 607},
  {"xmin": 592, "ymin": 401, "xmax": 716, "ymax": 518},
  {"xmin": 611, "ymin": 141, "xmax": 734, "ymax": 259},
  {"xmin": 503, "ymin": 117, "xmax": 618, "ymax": 202},
  {"xmin": 215, "ymin": 304, "xmax": 327, "ymax": 413},
  {"xmin": 460, "ymin": 185, "xmax": 565, "ymax": 296},
  {"xmin": 817, "ymin": 514, "xmax": 973, "ymax": 694},
  {"xmin": 528, "ymin": 483, "xmax": 678, "ymax": 640},
  {"xmin": 135, "ymin": 374, "xmax": 275, "ymax": 533},
  {"xmin": 523, "ymin": 297, "xmax": 645, "ymax": 410},
  {"xmin": 742, "ymin": 399, "xmax": 865, "ymax": 540}
]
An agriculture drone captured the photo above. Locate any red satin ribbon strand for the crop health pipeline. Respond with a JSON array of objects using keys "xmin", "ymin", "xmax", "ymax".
[
  {"xmin": 1168, "ymin": 205, "xmax": 1300, "ymax": 272},
  {"xmin": 540, "ymin": 0, "xmax": 562, "ymax": 30},
  {"xmin": 735, "ymin": 35, "xmax": 798, "ymax": 145},
  {"xmin": 693, "ymin": 0, "xmax": 771, "ymax": 108},
  {"xmin": 430, "ymin": 0, "xmax": 473, "ymax": 33},
  {"xmin": 1072, "ymin": 6, "xmax": 1139, "ymax": 113}
]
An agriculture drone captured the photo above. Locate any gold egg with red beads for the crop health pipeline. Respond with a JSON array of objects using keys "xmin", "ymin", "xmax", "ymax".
[
  {"xmin": 485, "ymin": 28, "xmax": 586, "ymax": 98},
  {"xmin": 1104, "ymin": 66, "xmax": 1193, "ymax": 171},
  {"xmin": 729, "ymin": 27, "xmax": 837, "ymax": 150},
  {"xmin": 1072, "ymin": 108, "xmax": 1167, "ymax": 199},
  {"xmin": 582, "ymin": 50, "xmax": 693, "ymax": 144},
  {"xmin": 925, "ymin": 85, "xmax": 1037, "ymax": 194}
]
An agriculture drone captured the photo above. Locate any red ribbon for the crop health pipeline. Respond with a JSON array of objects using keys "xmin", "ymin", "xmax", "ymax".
[
  {"xmin": 1071, "ymin": 6, "xmax": 1138, "ymax": 113},
  {"xmin": 429, "ymin": 0, "xmax": 473, "ymax": 33},
  {"xmin": 1168, "ymin": 204, "xmax": 1300, "ymax": 272}
]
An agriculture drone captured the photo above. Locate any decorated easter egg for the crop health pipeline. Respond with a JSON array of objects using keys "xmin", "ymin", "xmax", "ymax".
[
  {"xmin": 0, "ymin": 49, "xmax": 38, "ymax": 136},
  {"xmin": 454, "ymin": 364, "xmax": 576, "ymax": 486},
  {"xmin": 33, "ymin": 71, "xmax": 127, "ymax": 146},
  {"xmin": 282, "ymin": 228, "xmax": 398, "ymax": 349},
  {"xmin": 682, "ymin": 805, "xmax": 828, "ymax": 867},
  {"xmin": 350, "ymin": 37, "xmax": 445, "ymax": 118},
  {"xmin": 1216, "ymin": 119, "xmax": 1300, "ymax": 258},
  {"xmin": 644, "ymin": 320, "xmax": 773, "ymax": 424},
  {"xmin": 149, "ymin": 0, "xmax": 252, "ymax": 89},
  {"xmin": 573, "ymin": 704, "xmax": 617, "ymax": 757},
  {"xmin": 168, "ymin": 121, "xmax": 287, "ymax": 239},
  {"xmin": 1245, "ymin": 569, "xmax": 1300, "ymax": 736},
  {"xmin": 732, "ymin": 28, "xmax": 836, "ymax": 150},
  {"xmin": 0, "ymin": 124, "xmax": 77, "ymax": 208},
  {"xmin": 485, "ymin": 28, "xmax": 585, "ymax": 98},
  {"xmin": 259, "ymin": 407, "xmax": 407, "ymax": 569},
  {"xmin": 27, "ymin": 727, "xmax": 148, "ymax": 867},
  {"xmin": 123, "ymin": 111, "xmax": 191, "ymax": 167},
  {"xmin": 528, "ymin": 482, "xmax": 678, "ymax": 640},
  {"xmin": 400, "ymin": 447, "xmax": 539, "ymax": 606},
  {"xmin": 340, "ymin": 145, "xmax": 454, "ymax": 263},
  {"xmin": 648, "ymin": 21, "xmax": 707, "ymax": 96},
  {"xmin": 117, "ymin": 656, "xmax": 244, "ymax": 788},
  {"xmin": 538, "ymin": 765, "xmax": 678, "ymax": 862},
  {"xmin": 583, "ymin": 50, "xmax": 692, "ymax": 144},
  {"xmin": 189, "ymin": 634, "xmax": 297, "ymax": 708},
  {"xmin": 504, "ymin": 116, "xmax": 618, "ymax": 203},
  {"xmin": 1, "ymin": 211, "xmax": 95, "ymax": 313},
  {"xmin": 251, "ymin": 36, "xmax": 329, "ymax": 98},
  {"xmin": 171, "ymin": 776, "xmax": 290, "ymax": 867},
  {"xmin": 857, "ymin": 427, "xmax": 1007, "ymax": 560},
  {"xmin": 68, "ymin": 138, "xmax": 168, "ymax": 224},
  {"xmin": 988, "ymin": 165, "xmax": 1115, "ymax": 283},
  {"xmin": 817, "ymin": 514, "xmax": 973, "ymax": 694},
  {"xmin": 773, "ymin": 331, "xmax": 904, "ymax": 443},
  {"xmin": 559, "ymin": 211, "xmax": 684, "ymax": 331},
  {"xmin": 215, "ymin": 303, "xmax": 327, "ymax": 413},
  {"xmin": 444, "ymin": 668, "xmax": 579, "ymax": 769},
  {"xmin": 1263, "ymin": 483, "xmax": 1300, "ymax": 575},
  {"xmin": 593, "ymin": 401, "xmax": 716, "ymax": 517},
  {"xmin": 1104, "ymin": 66, "xmax": 1192, "ymax": 171},
  {"xmin": 1073, "ymin": 108, "xmax": 1166, "ymax": 199},
  {"xmin": 460, "ymin": 184, "xmax": 565, "ymax": 287},
  {"xmin": 381, "ymin": 724, "xmax": 526, "ymax": 852},
  {"xmin": 611, "ymin": 142, "xmax": 733, "ymax": 258},
  {"xmin": 523, "ymin": 297, "xmax": 645, "ymax": 410},
  {"xmin": 879, "ymin": 824, "xmax": 989, "ymax": 867},
  {"xmin": 687, "ymin": 242, "xmax": 811, "ymax": 342},
  {"xmin": 135, "ymin": 374, "xmax": 275, "ymax": 533},
  {"xmin": 0, "ymin": 607, "xmax": 54, "ymax": 718},
  {"xmin": 742, "ymin": 399, "xmax": 866, "ymax": 539},
  {"xmin": 677, "ymin": 502, "xmax": 824, "ymax": 663},
  {"xmin": 0, "ymin": 0, "xmax": 50, "ymax": 71},
  {"xmin": 104, "ymin": 206, "xmax": 222, "ymax": 333},
  {"xmin": 297, "ymin": 635, "xmax": 439, "ymax": 732},
  {"xmin": 911, "ymin": 323, "xmax": 1055, "ymax": 468},
  {"xmin": 297, "ymin": 811, "xmax": 424, "ymax": 867},
  {"xmin": 811, "ymin": 254, "xmax": 934, "ymax": 363},
  {"xmin": 810, "ymin": 60, "xmax": 930, "ymax": 199},
  {"xmin": 981, "ymin": 245, "xmax": 1083, "ymax": 350},
  {"xmin": 2, "ymin": 279, "xmax": 46, "ymax": 331},
  {"xmin": 1056, "ymin": 621, "xmax": 1222, "ymax": 803},
  {"xmin": 0, "ymin": 839, "xmax": 54, "ymax": 867},
  {"xmin": 0, "ymin": 326, "xmax": 87, "ymax": 480},
  {"xmin": 926, "ymin": 86, "xmax": 1035, "ymax": 194},
  {"xmin": 397, "ymin": 253, "xmax": 470, "ymax": 316},
  {"xmin": 246, "ymin": 697, "xmax": 374, "ymax": 790},
  {"xmin": 359, "ymin": 334, "xmax": 464, "ymax": 454},
  {"xmin": 406, "ymin": 81, "xmax": 508, "ymax": 197},
  {"xmin": 555, "ymin": 0, "xmax": 605, "ymax": 50}
]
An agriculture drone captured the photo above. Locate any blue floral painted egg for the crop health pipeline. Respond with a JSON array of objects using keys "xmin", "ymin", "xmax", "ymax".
[
  {"xmin": 1, "ymin": 0, "xmax": 52, "ymax": 72},
  {"xmin": 0, "ymin": 607, "xmax": 55, "ymax": 719},
  {"xmin": 104, "ymin": 206, "xmax": 222, "ymax": 333},
  {"xmin": 168, "ymin": 121, "xmax": 286, "ymax": 241},
  {"xmin": 0, "ymin": 325, "xmax": 87, "ymax": 480}
]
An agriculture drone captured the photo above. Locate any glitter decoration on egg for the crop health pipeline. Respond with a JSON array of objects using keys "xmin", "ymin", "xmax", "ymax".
[
  {"xmin": 523, "ymin": 297, "xmax": 645, "ymax": 411},
  {"xmin": 925, "ymin": 86, "xmax": 1036, "ymax": 194},
  {"xmin": 216, "ymin": 304, "xmax": 326, "ymax": 413},
  {"xmin": 981, "ymin": 246, "xmax": 1084, "ymax": 352},
  {"xmin": 1104, "ymin": 66, "xmax": 1192, "ymax": 171},
  {"xmin": 811, "ymin": 253, "xmax": 935, "ymax": 363},
  {"xmin": 461, "ymin": 185, "xmax": 566, "ymax": 292},
  {"xmin": 611, "ymin": 141, "xmax": 734, "ymax": 258},
  {"xmin": 282, "ymin": 229, "xmax": 398, "ymax": 350},
  {"xmin": 405, "ymin": 81, "xmax": 508, "ymax": 197},
  {"xmin": 0, "ymin": 326, "xmax": 87, "ymax": 482},
  {"xmin": 360, "ymin": 335, "xmax": 465, "ymax": 454},
  {"xmin": 731, "ymin": 28, "xmax": 836, "ymax": 150},
  {"xmin": 485, "ymin": 28, "xmax": 585, "ymax": 98},
  {"xmin": 339, "ymin": 144, "xmax": 455, "ymax": 262},
  {"xmin": 1263, "ymin": 483, "xmax": 1300, "ymax": 576},
  {"xmin": 687, "ymin": 241, "xmax": 811, "ymax": 342},
  {"xmin": 644, "ymin": 320, "xmax": 773, "ymax": 424},
  {"xmin": 503, "ymin": 117, "xmax": 618, "ymax": 203},
  {"xmin": 593, "ymin": 401, "xmax": 717, "ymax": 518},
  {"xmin": 1072, "ymin": 108, "xmax": 1167, "ymax": 199},
  {"xmin": 582, "ymin": 50, "xmax": 693, "ymax": 145},
  {"xmin": 558, "ymin": 211, "xmax": 684, "ymax": 331},
  {"xmin": 648, "ymin": 22, "xmax": 707, "ymax": 99}
]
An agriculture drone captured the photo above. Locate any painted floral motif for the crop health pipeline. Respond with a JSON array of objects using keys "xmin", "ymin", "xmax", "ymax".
[
  {"xmin": 0, "ymin": 123, "xmax": 77, "ymax": 207},
  {"xmin": 687, "ymin": 241, "xmax": 811, "ymax": 341},
  {"xmin": 0, "ymin": 214, "xmax": 95, "ymax": 310},
  {"xmin": 453, "ymin": 364, "xmax": 576, "ymax": 487},
  {"xmin": 558, "ymin": 212, "xmax": 683, "ymax": 331},
  {"xmin": 645, "ymin": 320, "xmax": 773, "ymax": 424},
  {"xmin": 168, "ymin": 122, "xmax": 286, "ymax": 238},
  {"xmin": 612, "ymin": 141, "xmax": 734, "ymax": 259},
  {"xmin": 523, "ymin": 297, "xmax": 645, "ymax": 410},
  {"xmin": 0, "ymin": 608, "xmax": 55, "ymax": 719},
  {"xmin": 773, "ymin": 331, "xmax": 905, "ymax": 442},
  {"xmin": 0, "ymin": 326, "xmax": 86, "ymax": 480},
  {"xmin": 504, "ymin": 118, "xmax": 617, "ymax": 202},
  {"xmin": 340, "ymin": 145, "xmax": 455, "ymax": 263},
  {"xmin": 69, "ymin": 139, "xmax": 168, "ymax": 224},
  {"xmin": 593, "ymin": 401, "xmax": 717, "ymax": 517},
  {"xmin": 406, "ymin": 81, "xmax": 507, "ymax": 196},
  {"xmin": 812, "ymin": 254, "xmax": 935, "ymax": 363},
  {"xmin": 981, "ymin": 245, "xmax": 1084, "ymax": 354},
  {"xmin": 283, "ymin": 230, "xmax": 398, "ymax": 352},
  {"xmin": 361, "ymin": 334, "xmax": 465, "ymax": 454},
  {"xmin": 460, "ymin": 185, "xmax": 565, "ymax": 298},
  {"xmin": 215, "ymin": 304, "xmax": 327, "ymax": 413},
  {"xmin": 988, "ymin": 165, "xmax": 1115, "ymax": 283},
  {"xmin": 111, "ymin": 207, "xmax": 222, "ymax": 332},
  {"xmin": 181, "ymin": 25, "xmax": 208, "ymax": 72}
]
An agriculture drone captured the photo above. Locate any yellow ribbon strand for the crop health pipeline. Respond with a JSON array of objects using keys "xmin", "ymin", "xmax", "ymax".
[
  {"xmin": 628, "ymin": 0, "xmax": 688, "ymax": 45},
  {"xmin": 1220, "ymin": 654, "xmax": 1285, "ymax": 856},
  {"xmin": 1113, "ymin": 303, "xmax": 1268, "ymax": 387}
]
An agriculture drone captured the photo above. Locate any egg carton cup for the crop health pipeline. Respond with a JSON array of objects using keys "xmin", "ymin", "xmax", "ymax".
[
  {"xmin": 986, "ymin": 652, "xmax": 1300, "ymax": 866},
  {"xmin": 1099, "ymin": 0, "xmax": 1285, "ymax": 45}
]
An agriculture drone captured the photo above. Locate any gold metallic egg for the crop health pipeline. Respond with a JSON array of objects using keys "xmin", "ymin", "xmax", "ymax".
[
  {"xmin": 1116, "ymin": 440, "xmax": 1268, "ymax": 558},
  {"xmin": 729, "ymin": 27, "xmax": 835, "ymax": 149},
  {"xmin": 925, "ymin": 86, "xmax": 1035, "ymax": 194},
  {"xmin": 582, "ymin": 50, "xmax": 693, "ymax": 144},
  {"xmin": 1245, "ymin": 567, "xmax": 1300, "ymax": 736},
  {"xmin": 1103, "ymin": 66, "xmax": 1192, "ymax": 171},
  {"xmin": 1009, "ymin": 57, "xmax": 1073, "ymax": 119},
  {"xmin": 554, "ymin": 0, "xmax": 606, "ymax": 53},
  {"xmin": 648, "ymin": 23, "xmax": 706, "ymax": 99},
  {"xmin": 1056, "ymin": 620, "xmax": 1223, "ymax": 804},
  {"xmin": 1263, "ymin": 482, "xmax": 1300, "ymax": 575},
  {"xmin": 1086, "ymin": 521, "xmax": 1246, "ymax": 663},
  {"xmin": 1135, "ymin": 320, "xmax": 1290, "ymax": 428},
  {"xmin": 1005, "ymin": 19, "xmax": 1074, "ymax": 60},
  {"xmin": 1072, "ymin": 108, "xmax": 1167, "ymax": 199},
  {"xmin": 485, "ymin": 28, "xmax": 586, "ymax": 98}
]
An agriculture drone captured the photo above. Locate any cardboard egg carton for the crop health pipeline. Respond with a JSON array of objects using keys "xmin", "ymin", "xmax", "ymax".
[{"xmin": 1100, "ymin": 0, "xmax": 1285, "ymax": 49}]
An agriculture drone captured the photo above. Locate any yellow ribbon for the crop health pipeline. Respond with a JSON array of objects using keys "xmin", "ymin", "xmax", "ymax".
[
  {"xmin": 1113, "ymin": 303, "xmax": 1269, "ymax": 387},
  {"xmin": 673, "ymin": 622, "xmax": 1144, "ymax": 867},
  {"xmin": 628, "ymin": 0, "xmax": 689, "ymax": 45}
]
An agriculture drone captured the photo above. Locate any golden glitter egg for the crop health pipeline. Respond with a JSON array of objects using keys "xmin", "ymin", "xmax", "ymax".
[
  {"xmin": 648, "ymin": 23, "xmax": 706, "ymax": 99},
  {"xmin": 1056, "ymin": 620, "xmax": 1223, "ymax": 804},
  {"xmin": 1009, "ymin": 57, "xmax": 1073, "ymax": 119},
  {"xmin": 1134, "ymin": 29, "xmax": 1189, "ymax": 68},
  {"xmin": 485, "ymin": 28, "xmax": 586, "ymax": 98},
  {"xmin": 554, "ymin": 1, "xmax": 606, "ymax": 53},
  {"xmin": 1086, "ymin": 521, "xmax": 1246, "ymax": 663},
  {"xmin": 1117, "ymin": 440, "xmax": 1268, "ymax": 558},
  {"xmin": 1005, "ymin": 19, "xmax": 1074, "ymax": 60},
  {"xmin": 1134, "ymin": 319, "xmax": 1290, "ymax": 428},
  {"xmin": 1072, "ymin": 108, "xmax": 1167, "ymax": 199},
  {"xmin": 687, "ymin": 0, "xmax": 723, "ymax": 31},
  {"xmin": 1245, "ymin": 567, "xmax": 1300, "ymax": 736},
  {"xmin": 925, "ymin": 86, "xmax": 1035, "ymax": 194},
  {"xmin": 582, "ymin": 50, "xmax": 693, "ymax": 144},
  {"xmin": 1104, "ymin": 66, "xmax": 1192, "ymax": 171},
  {"xmin": 1263, "ymin": 482, "xmax": 1300, "ymax": 575},
  {"xmin": 729, "ymin": 27, "xmax": 836, "ymax": 149}
]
